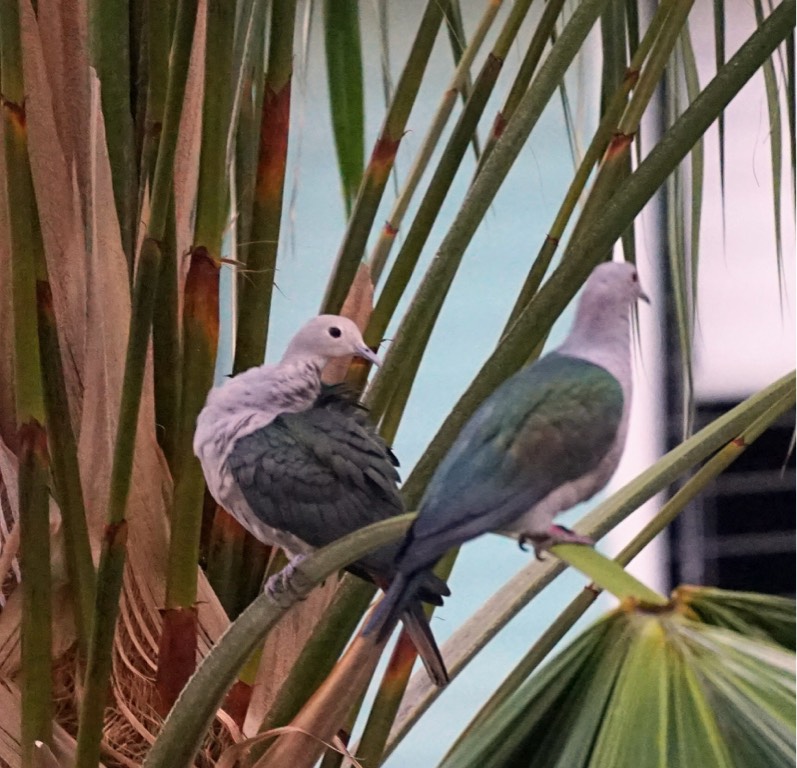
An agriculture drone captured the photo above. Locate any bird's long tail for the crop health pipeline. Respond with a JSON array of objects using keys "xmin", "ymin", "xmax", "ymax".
[
  {"xmin": 364, "ymin": 571, "xmax": 449, "ymax": 686},
  {"xmin": 363, "ymin": 572, "xmax": 416, "ymax": 642},
  {"xmin": 400, "ymin": 600, "xmax": 449, "ymax": 687}
]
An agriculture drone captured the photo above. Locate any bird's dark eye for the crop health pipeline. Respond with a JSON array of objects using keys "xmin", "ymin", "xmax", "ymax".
[
  {"xmin": 328, "ymin": 326, "xmax": 342, "ymax": 338},
  {"xmin": 631, "ymin": 272, "xmax": 638, "ymax": 282}
]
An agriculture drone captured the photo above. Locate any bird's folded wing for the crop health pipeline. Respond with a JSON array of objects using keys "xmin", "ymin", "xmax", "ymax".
[
  {"xmin": 413, "ymin": 354, "xmax": 625, "ymax": 540},
  {"xmin": 227, "ymin": 403, "xmax": 403, "ymax": 550}
]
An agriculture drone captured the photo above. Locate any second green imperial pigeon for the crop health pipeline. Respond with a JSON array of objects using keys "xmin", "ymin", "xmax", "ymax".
[{"xmin": 365, "ymin": 261, "xmax": 649, "ymax": 644}]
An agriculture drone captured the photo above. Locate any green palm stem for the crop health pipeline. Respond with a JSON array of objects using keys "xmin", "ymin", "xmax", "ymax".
[
  {"xmin": 75, "ymin": 1, "xmax": 199, "ymax": 761},
  {"xmin": 18, "ymin": 425, "xmax": 52, "ymax": 768},
  {"xmin": 203, "ymin": 0, "xmax": 268, "ymax": 623},
  {"xmin": 367, "ymin": 0, "xmax": 503, "ymax": 286},
  {"xmin": 474, "ymin": 0, "xmax": 567, "ymax": 178},
  {"xmin": 204, "ymin": 0, "xmax": 295, "ymax": 625},
  {"xmin": 1, "ymin": 2, "xmax": 54, "ymax": 762},
  {"xmin": 233, "ymin": 6, "xmax": 266, "ymax": 287},
  {"xmin": 442, "ymin": 0, "xmax": 482, "ymax": 159},
  {"xmin": 599, "ymin": 2, "xmax": 638, "ymax": 268},
  {"xmin": 147, "ymin": 0, "xmax": 200, "ymax": 473},
  {"xmin": 88, "ymin": 0, "xmax": 136, "ymax": 274},
  {"xmin": 223, "ymin": 651, "xmax": 265, "ymax": 729},
  {"xmin": 157, "ymin": 246, "xmax": 220, "ymax": 714},
  {"xmin": 502, "ymin": 0, "xmax": 683, "ymax": 335},
  {"xmin": 383, "ymin": 370, "xmax": 796, "ymax": 756},
  {"xmin": 205, "ymin": 506, "xmax": 248, "ymax": 616},
  {"xmin": 37, "ymin": 281, "xmax": 95, "ymax": 658},
  {"xmin": 448, "ymin": 389, "xmax": 795, "ymax": 754},
  {"xmin": 355, "ymin": 548, "xmax": 457, "ymax": 768},
  {"xmin": 364, "ymin": 0, "xmax": 539, "ymax": 352},
  {"xmin": 138, "ymin": 0, "xmax": 174, "ymax": 199},
  {"xmin": 234, "ymin": 0, "xmax": 296, "ymax": 371},
  {"xmin": 555, "ymin": 0, "xmax": 695, "ymax": 265},
  {"xmin": 157, "ymin": 0, "xmax": 236, "ymax": 713},
  {"xmin": 320, "ymin": 0, "xmax": 447, "ymax": 315},
  {"xmin": 397, "ymin": 0, "xmax": 792, "ymax": 508},
  {"xmin": 152, "ymin": 195, "xmax": 181, "ymax": 470},
  {"xmin": 143, "ymin": 516, "xmax": 415, "ymax": 768},
  {"xmin": 143, "ymin": 0, "xmax": 180, "ymax": 469},
  {"xmin": 502, "ymin": 0, "xmax": 674, "ymax": 336},
  {"xmin": 753, "ymin": 0, "xmax": 785, "ymax": 282},
  {"xmin": 364, "ymin": 0, "xmax": 610, "ymax": 432},
  {"xmin": 324, "ymin": 0, "xmax": 364, "ymax": 217}
]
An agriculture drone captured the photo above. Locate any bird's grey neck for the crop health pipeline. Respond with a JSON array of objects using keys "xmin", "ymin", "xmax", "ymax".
[
  {"xmin": 194, "ymin": 357, "xmax": 324, "ymax": 463},
  {"xmin": 264, "ymin": 357, "xmax": 324, "ymax": 412},
  {"xmin": 557, "ymin": 301, "xmax": 633, "ymax": 385}
]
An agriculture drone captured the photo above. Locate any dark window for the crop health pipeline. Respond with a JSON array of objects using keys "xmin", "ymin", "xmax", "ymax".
[{"xmin": 667, "ymin": 404, "xmax": 795, "ymax": 598}]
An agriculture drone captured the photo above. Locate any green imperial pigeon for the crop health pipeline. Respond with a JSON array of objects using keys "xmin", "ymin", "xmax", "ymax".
[
  {"xmin": 364, "ymin": 261, "xmax": 649, "ymax": 643},
  {"xmin": 194, "ymin": 315, "xmax": 449, "ymax": 686}
]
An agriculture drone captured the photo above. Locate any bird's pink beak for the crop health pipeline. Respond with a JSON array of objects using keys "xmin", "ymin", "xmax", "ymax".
[{"xmin": 356, "ymin": 345, "xmax": 381, "ymax": 367}]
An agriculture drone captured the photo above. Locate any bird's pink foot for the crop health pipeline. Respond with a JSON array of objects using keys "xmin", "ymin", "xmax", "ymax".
[
  {"xmin": 519, "ymin": 525, "xmax": 594, "ymax": 561},
  {"xmin": 264, "ymin": 554, "xmax": 314, "ymax": 607}
]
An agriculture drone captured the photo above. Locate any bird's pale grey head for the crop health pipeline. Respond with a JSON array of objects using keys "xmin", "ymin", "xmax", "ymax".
[
  {"xmin": 556, "ymin": 261, "xmax": 649, "ymax": 372},
  {"xmin": 582, "ymin": 261, "xmax": 650, "ymax": 307},
  {"xmin": 282, "ymin": 315, "xmax": 381, "ymax": 367}
]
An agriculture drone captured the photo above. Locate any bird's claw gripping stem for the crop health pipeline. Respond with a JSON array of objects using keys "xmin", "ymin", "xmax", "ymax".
[
  {"xmin": 519, "ymin": 524, "xmax": 594, "ymax": 561},
  {"xmin": 264, "ymin": 555, "xmax": 314, "ymax": 608}
]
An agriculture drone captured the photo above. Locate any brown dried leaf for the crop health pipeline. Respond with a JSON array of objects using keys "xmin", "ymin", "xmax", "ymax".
[
  {"xmin": 322, "ymin": 262, "xmax": 375, "ymax": 384},
  {"xmin": 0, "ymin": 678, "xmax": 103, "ymax": 768},
  {"xmin": 20, "ymin": 0, "xmax": 88, "ymax": 434},
  {"xmin": 175, "ymin": 0, "xmax": 208, "ymax": 311},
  {"xmin": 254, "ymin": 633, "xmax": 383, "ymax": 768}
]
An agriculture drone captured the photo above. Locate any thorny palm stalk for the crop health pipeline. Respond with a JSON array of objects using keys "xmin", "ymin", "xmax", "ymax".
[
  {"xmin": 157, "ymin": 0, "xmax": 235, "ymax": 714},
  {"xmin": 321, "ymin": 0, "xmax": 448, "ymax": 315},
  {"xmin": 75, "ymin": 0, "xmax": 199, "ymax": 759},
  {"xmin": 1, "ymin": 0, "xmax": 54, "ymax": 764}
]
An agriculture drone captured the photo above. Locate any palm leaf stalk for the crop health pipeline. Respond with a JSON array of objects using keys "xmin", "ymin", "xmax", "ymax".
[
  {"xmin": 233, "ymin": 0, "xmax": 297, "ymax": 371},
  {"xmin": 753, "ymin": 0, "xmax": 785, "ymax": 286},
  {"xmin": 396, "ymin": 0, "xmax": 794, "ymax": 507},
  {"xmin": 384, "ymin": 370, "xmax": 795, "ymax": 754},
  {"xmin": 323, "ymin": 0, "xmax": 365, "ymax": 217},
  {"xmin": 139, "ymin": 0, "xmax": 175, "ymax": 196},
  {"xmin": 233, "ymin": 2, "xmax": 267, "ymax": 302},
  {"xmin": 88, "ymin": 0, "xmax": 137, "ymax": 274},
  {"xmin": 321, "ymin": 0, "xmax": 448, "ymax": 315},
  {"xmin": 474, "ymin": 0, "xmax": 568, "ymax": 178},
  {"xmin": 1, "ymin": 1, "xmax": 55, "ymax": 762},
  {"xmin": 74, "ymin": 1, "xmax": 199, "ymax": 759},
  {"xmin": 145, "ymin": 0, "xmax": 181, "ymax": 470},
  {"xmin": 367, "ymin": 0, "xmax": 503, "ymax": 286},
  {"xmin": 203, "ymin": 0, "xmax": 269, "ymax": 626},
  {"xmin": 440, "ymin": 594, "xmax": 794, "ymax": 768},
  {"xmin": 256, "ymin": 633, "xmax": 385, "ymax": 768},
  {"xmin": 442, "ymin": 0, "xmax": 481, "ymax": 159},
  {"xmin": 143, "ymin": 515, "xmax": 415, "ymax": 768},
  {"xmin": 502, "ymin": 0, "xmax": 678, "ymax": 336},
  {"xmin": 157, "ymin": 0, "xmax": 237, "ymax": 713},
  {"xmin": 365, "ymin": 0, "xmax": 611, "ymax": 428},
  {"xmin": 36, "ymin": 280, "xmax": 95, "ymax": 658},
  {"xmin": 364, "ymin": 0, "xmax": 540, "ymax": 356},
  {"xmin": 204, "ymin": 0, "xmax": 296, "ymax": 624},
  {"xmin": 355, "ymin": 548, "xmax": 458, "ymax": 768},
  {"xmin": 559, "ymin": 0, "xmax": 695, "ymax": 268},
  {"xmin": 451, "ymin": 389, "xmax": 795, "ymax": 748},
  {"xmin": 256, "ymin": 575, "xmax": 375, "ymax": 735}
]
